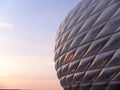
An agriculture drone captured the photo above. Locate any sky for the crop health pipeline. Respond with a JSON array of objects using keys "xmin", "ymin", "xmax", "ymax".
[{"xmin": 0, "ymin": 0, "xmax": 80, "ymax": 90}]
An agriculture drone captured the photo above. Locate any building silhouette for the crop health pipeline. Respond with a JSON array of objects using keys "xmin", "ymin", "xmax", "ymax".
[{"xmin": 54, "ymin": 0, "xmax": 120, "ymax": 90}]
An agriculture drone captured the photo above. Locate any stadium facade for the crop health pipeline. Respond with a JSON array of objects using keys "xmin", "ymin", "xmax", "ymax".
[{"xmin": 54, "ymin": 0, "xmax": 120, "ymax": 90}]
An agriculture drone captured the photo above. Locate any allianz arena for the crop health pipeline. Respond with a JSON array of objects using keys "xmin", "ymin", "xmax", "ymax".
[{"xmin": 54, "ymin": 0, "xmax": 120, "ymax": 90}]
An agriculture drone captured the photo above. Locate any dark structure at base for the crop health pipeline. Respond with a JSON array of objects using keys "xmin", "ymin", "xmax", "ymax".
[{"xmin": 54, "ymin": 0, "xmax": 120, "ymax": 90}]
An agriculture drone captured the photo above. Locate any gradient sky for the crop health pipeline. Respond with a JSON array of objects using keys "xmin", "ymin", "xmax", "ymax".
[{"xmin": 0, "ymin": 0, "xmax": 80, "ymax": 90}]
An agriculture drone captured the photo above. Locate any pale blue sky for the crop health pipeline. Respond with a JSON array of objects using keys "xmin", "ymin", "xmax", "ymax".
[
  {"xmin": 0, "ymin": 0, "xmax": 80, "ymax": 55},
  {"xmin": 0, "ymin": 0, "xmax": 80, "ymax": 90}
]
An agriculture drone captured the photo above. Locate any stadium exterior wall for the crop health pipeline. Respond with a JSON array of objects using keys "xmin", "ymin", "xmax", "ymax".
[{"xmin": 54, "ymin": 0, "xmax": 120, "ymax": 90}]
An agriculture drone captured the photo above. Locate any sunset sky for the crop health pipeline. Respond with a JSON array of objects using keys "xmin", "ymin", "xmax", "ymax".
[{"xmin": 0, "ymin": 0, "xmax": 80, "ymax": 90}]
